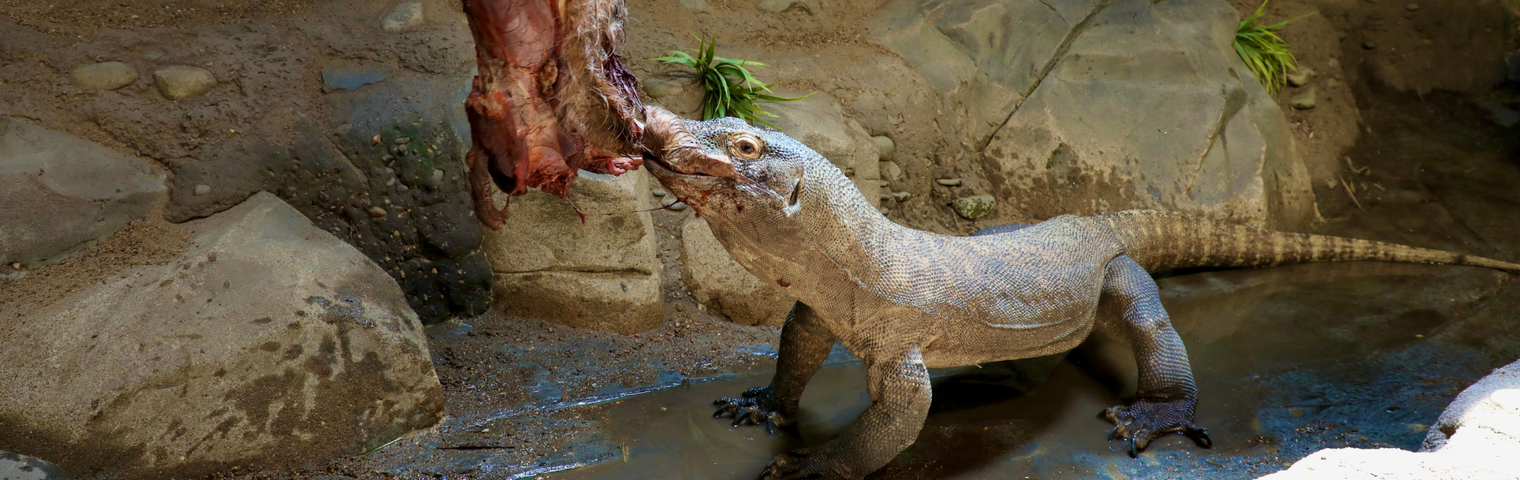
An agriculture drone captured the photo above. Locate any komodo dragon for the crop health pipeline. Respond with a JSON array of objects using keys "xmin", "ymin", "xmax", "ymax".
[{"xmin": 642, "ymin": 117, "xmax": 1520, "ymax": 480}]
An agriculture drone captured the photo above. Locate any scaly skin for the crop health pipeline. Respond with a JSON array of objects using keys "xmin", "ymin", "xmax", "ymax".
[{"xmin": 644, "ymin": 117, "xmax": 1520, "ymax": 480}]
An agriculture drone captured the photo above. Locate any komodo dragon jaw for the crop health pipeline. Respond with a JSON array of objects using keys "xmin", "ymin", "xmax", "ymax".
[{"xmin": 647, "ymin": 118, "xmax": 1520, "ymax": 480}]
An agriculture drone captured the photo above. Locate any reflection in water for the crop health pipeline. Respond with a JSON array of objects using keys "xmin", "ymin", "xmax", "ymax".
[{"xmin": 548, "ymin": 262, "xmax": 1517, "ymax": 480}]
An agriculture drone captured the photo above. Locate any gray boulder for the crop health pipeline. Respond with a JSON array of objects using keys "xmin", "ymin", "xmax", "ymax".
[
  {"xmin": 0, "ymin": 192, "xmax": 443, "ymax": 479},
  {"xmin": 1259, "ymin": 359, "xmax": 1520, "ymax": 480},
  {"xmin": 867, "ymin": 0, "xmax": 1318, "ymax": 229},
  {"xmin": 0, "ymin": 117, "xmax": 167, "ymax": 267},
  {"xmin": 681, "ymin": 218, "xmax": 792, "ymax": 327},
  {"xmin": 482, "ymin": 170, "xmax": 663, "ymax": 334},
  {"xmin": 766, "ymin": 92, "xmax": 881, "ymax": 207}
]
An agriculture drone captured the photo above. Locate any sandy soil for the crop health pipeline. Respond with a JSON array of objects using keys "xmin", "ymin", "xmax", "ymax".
[
  {"xmin": 0, "ymin": 0, "xmax": 316, "ymax": 38},
  {"xmin": 0, "ymin": 205, "xmax": 191, "ymax": 321}
]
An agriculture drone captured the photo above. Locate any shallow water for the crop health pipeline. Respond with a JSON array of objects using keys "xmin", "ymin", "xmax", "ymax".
[{"xmin": 545, "ymin": 262, "xmax": 1516, "ymax": 480}]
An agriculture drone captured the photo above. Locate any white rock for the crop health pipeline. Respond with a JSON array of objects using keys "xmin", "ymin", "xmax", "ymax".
[
  {"xmin": 1262, "ymin": 359, "xmax": 1520, "ymax": 480},
  {"xmin": 72, "ymin": 62, "xmax": 138, "ymax": 90},
  {"xmin": 153, "ymin": 65, "xmax": 216, "ymax": 100},
  {"xmin": 0, "ymin": 192, "xmax": 442, "ymax": 478}
]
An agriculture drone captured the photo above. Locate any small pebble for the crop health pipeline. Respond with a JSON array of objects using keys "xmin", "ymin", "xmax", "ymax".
[
  {"xmin": 1405, "ymin": 3, "xmax": 1418, "ymax": 10},
  {"xmin": 668, "ymin": 202, "xmax": 687, "ymax": 211},
  {"xmin": 1287, "ymin": 68, "xmax": 1314, "ymax": 87},
  {"xmin": 880, "ymin": 194, "xmax": 892, "ymax": 203},
  {"xmin": 1328, "ymin": 58, "xmax": 1341, "ymax": 69},
  {"xmin": 432, "ymin": 169, "xmax": 445, "ymax": 183},
  {"xmin": 72, "ymin": 61, "xmax": 138, "ymax": 90},
  {"xmin": 936, "ymin": 178, "xmax": 963, "ymax": 187},
  {"xmin": 871, "ymin": 136, "xmax": 895, "ymax": 161},
  {"xmin": 1291, "ymin": 87, "xmax": 1317, "ymax": 110},
  {"xmin": 369, "ymin": 207, "xmax": 388, "ymax": 218},
  {"xmin": 394, "ymin": 137, "xmax": 411, "ymax": 145},
  {"xmin": 153, "ymin": 65, "xmax": 216, "ymax": 100},
  {"xmin": 10, "ymin": 262, "xmax": 20, "ymax": 269},
  {"xmin": 1363, "ymin": 40, "xmax": 1377, "ymax": 49},
  {"xmin": 952, "ymin": 195, "xmax": 996, "ymax": 220},
  {"xmin": 891, "ymin": 191, "xmax": 911, "ymax": 202},
  {"xmin": 651, "ymin": 188, "xmax": 667, "ymax": 197},
  {"xmin": 194, "ymin": 184, "xmax": 211, "ymax": 196}
]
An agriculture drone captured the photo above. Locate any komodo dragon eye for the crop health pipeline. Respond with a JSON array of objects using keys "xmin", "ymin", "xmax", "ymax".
[{"xmin": 728, "ymin": 134, "xmax": 763, "ymax": 160}]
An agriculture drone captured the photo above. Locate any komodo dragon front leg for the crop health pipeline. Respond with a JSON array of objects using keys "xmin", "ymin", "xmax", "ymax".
[
  {"xmin": 717, "ymin": 304, "xmax": 934, "ymax": 479},
  {"xmin": 715, "ymin": 302, "xmax": 834, "ymax": 429}
]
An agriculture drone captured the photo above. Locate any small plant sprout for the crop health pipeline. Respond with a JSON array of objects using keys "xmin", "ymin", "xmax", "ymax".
[
  {"xmin": 653, "ymin": 35, "xmax": 810, "ymax": 128},
  {"xmin": 1234, "ymin": 0, "xmax": 1314, "ymax": 93}
]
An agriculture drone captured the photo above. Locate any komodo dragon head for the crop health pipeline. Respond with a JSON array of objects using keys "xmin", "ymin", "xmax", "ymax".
[{"xmin": 645, "ymin": 116, "xmax": 843, "ymax": 225}]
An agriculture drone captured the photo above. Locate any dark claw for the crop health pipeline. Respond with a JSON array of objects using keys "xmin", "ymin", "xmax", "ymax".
[
  {"xmin": 1187, "ymin": 427, "xmax": 1213, "ymax": 448},
  {"xmin": 1127, "ymin": 438, "xmax": 1139, "ymax": 458},
  {"xmin": 1107, "ymin": 427, "xmax": 1118, "ymax": 442}
]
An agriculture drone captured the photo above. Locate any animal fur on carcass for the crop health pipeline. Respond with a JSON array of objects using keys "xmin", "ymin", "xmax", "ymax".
[{"xmin": 462, "ymin": 0, "xmax": 730, "ymax": 228}]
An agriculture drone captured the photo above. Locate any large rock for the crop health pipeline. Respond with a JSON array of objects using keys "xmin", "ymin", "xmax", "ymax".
[
  {"xmin": 482, "ymin": 170, "xmax": 663, "ymax": 334},
  {"xmin": 867, "ymin": 0, "xmax": 1317, "ymax": 229},
  {"xmin": 0, "ymin": 192, "xmax": 443, "ymax": 479},
  {"xmin": 163, "ymin": 73, "xmax": 490, "ymax": 325},
  {"xmin": 766, "ymin": 92, "xmax": 882, "ymax": 208},
  {"xmin": 0, "ymin": 116, "xmax": 167, "ymax": 267},
  {"xmin": 1259, "ymin": 359, "xmax": 1520, "ymax": 480},
  {"xmin": 681, "ymin": 218, "xmax": 792, "ymax": 327}
]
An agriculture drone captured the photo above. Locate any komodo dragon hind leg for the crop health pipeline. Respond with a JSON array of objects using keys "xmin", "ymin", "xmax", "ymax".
[
  {"xmin": 715, "ymin": 302, "xmax": 833, "ymax": 433},
  {"xmin": 1094, "ymin": 256, "xmax": 1212, "ymax": 456}
]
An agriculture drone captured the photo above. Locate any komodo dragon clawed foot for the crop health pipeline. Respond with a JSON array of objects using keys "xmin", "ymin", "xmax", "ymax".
[
  {"xmin": 714, "ymin": 386, "xmax": 793, "ymax": 433},
  {"xmin": 757, "ymin": 448, "xmax": 840, "ymax": 480},
  {"xmin": 1101, "ymin": 398, "xmax": 1212, "ymax": 457}
]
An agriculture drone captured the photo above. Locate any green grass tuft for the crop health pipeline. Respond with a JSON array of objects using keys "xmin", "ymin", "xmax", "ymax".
[
  {"xmin": 653, "ymin": 35, "xmax": 810, "ymax": 128},
  {"xmin": 1234, "ymin": 0, "xmax": 1313, "ymax": 93}
]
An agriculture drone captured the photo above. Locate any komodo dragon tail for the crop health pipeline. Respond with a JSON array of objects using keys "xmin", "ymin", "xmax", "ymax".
[{"xmin": 1098, "ymin": 210, "xmax": 1520, "ymax": 273}]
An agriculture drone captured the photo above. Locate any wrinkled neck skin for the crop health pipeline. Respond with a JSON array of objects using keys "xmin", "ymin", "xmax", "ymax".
[{"xmin": 697, "ymin": 158, "xmax": 927, "ymax": 335}]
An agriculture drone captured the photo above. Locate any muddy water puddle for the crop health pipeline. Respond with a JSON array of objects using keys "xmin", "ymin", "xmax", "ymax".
[{"xmin": 535, "ymin": 262, "xmax": 1517, "ymax": 480}]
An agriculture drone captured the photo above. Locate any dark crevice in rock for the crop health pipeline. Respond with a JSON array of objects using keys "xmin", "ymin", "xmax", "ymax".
[
  {"xmin": 977, "ymin": 0, "xmax": 1114, "ymax": 152},
  {"xmin": 1186, "ymin": 86, "xmax": 1250, "ymax": 194}
]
